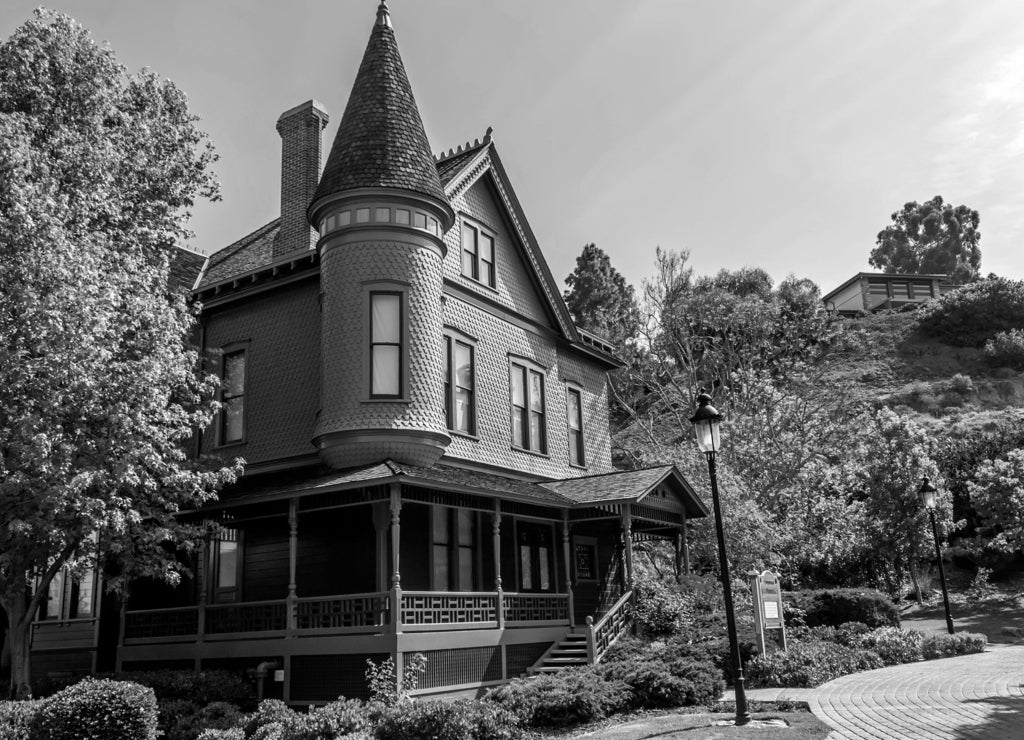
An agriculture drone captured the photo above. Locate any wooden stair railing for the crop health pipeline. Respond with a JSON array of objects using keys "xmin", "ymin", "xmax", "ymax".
[{"xmin": 584, "ymin": 590, "xmax": 634, "ymax": 664}]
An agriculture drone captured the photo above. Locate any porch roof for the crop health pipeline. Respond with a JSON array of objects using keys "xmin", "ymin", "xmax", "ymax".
[
  {"xmin": 202, "ymin": 460, "xmax": 708, "ymax": 519},
  {"xmin": 539, "ymin": 465, "xmax": 709, "ymax": 517}
]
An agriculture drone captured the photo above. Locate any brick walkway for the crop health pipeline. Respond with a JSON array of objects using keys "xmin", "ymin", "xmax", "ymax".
[{"xmin": 808, "ymin": 645, "xmax": 1024, "ymax": 739}]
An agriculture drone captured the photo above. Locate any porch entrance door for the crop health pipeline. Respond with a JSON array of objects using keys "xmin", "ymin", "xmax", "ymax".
[{"xmin": 516, "ymin": 522, "xmax": 555, "ymax": 592}]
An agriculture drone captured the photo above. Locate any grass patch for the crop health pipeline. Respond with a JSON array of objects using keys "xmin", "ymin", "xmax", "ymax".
[{"xmin": 549, "ymin": 707, "xmax": 828, "ymax": 739}]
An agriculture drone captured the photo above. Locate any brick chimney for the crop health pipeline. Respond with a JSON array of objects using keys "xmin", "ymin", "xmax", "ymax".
[{"xmin": 274, "ymin": 99, "xmax": 329, "ymax": 259}]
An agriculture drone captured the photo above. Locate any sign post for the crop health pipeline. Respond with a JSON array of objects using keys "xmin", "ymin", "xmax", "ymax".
[{"xmin": 748, "ymin": 570, "xmax": 787, "ymax": 654}]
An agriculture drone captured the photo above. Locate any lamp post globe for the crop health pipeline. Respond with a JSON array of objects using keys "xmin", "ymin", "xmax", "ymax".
[
  {"xmin": 919, "ymin": 477, "xmax": 955, "ymax": 635},
  {"xmin": 689, "ymin": 392, "xmax": 749, "ymax": 726}
]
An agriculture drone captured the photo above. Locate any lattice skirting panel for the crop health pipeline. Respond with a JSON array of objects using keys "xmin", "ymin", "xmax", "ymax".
[
  {"xmin": 505, "ymin": 642, "xmax": 551, "ymax": 678},
  {"xmin": 290, "ymin": 653, "xmax": 387, "ymax": 702},
  {"xmin": 413, "ymin": 647, "xmax": 502, "ymax": 689}
]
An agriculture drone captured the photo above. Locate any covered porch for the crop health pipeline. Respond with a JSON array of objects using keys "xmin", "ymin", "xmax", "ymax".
[{"xmin": 115, "ymin": 462, "xmax": 707, "ymax": 700}]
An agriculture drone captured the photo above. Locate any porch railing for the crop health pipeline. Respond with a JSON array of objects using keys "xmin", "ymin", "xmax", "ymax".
[
  {"xmin": 585, "ymin": 589, "xmax": 634, "ymax": 663},
  {"xmin": 122, "ymin": 590, "xmax": 571, "ymax": 643},
  {"xmin": 294, "ymin": 592, "xmax": 388, "ymax": 632}
]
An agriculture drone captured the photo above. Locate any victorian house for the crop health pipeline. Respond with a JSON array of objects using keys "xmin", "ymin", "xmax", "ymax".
[{"xmin": 30, "ymin": 2, "xmax": 707, "ymax": 701}]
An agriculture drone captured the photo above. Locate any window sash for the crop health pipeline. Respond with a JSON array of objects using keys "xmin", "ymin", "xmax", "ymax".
[
  {"xmin": 370, "ymin": 292, "xmax": 403, "ymax": 398},
  {"xmin": 567, "ymin": 388, "xmax": 584, "ymax": 466},
  {"xmin": 220, "ymin": 350, "xmax": 245, "ymax": 444},
  {"xmin": 445, "ymin": 336, "xmax": 476, "ymax": 434},
  {"xmin": 460, "ymin": 220, "xmax": 496, "ymax": 288},
  {"xmin": 510, "ymin": 363, "xmax": 546, "ymax": 452}
]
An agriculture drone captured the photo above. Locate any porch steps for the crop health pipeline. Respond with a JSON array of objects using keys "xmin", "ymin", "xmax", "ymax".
[{"xmin": 531, "ymin": 633, "xmax": 590, "ymax": 674}]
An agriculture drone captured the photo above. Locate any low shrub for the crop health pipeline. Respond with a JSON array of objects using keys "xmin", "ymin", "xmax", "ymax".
[
  {"xmin": 916, "ymin": 277, "xmax": 1024, "ymax": 347},
  {"xmin": 984, "ymin": 329, "xmax": 1024, "ymax": 369},
  {"xmin": 0, "ymin": 699, "xmax": 43, "ymax": 740},
  {"xmin": 855, "ymin": 627, "xmax": 923, "ymax": 665},
  {"xmin": 31, "ymin": 678, "xmax": 159, "ymax": 740},
  {"xmin": 485, "ymin": 668, "xmax": 628, "ymax": 728},
  {"xmin": 746, "ymin": 642, "xmax": 884, "ymax": 688},
  {"xmin": 921, "ymin": 632, "xmax": 988, "ymax": 659},
  {"xmin": 632, "ymin": 577, "xmax": 690, "ymax": 639},
  {"xmin": 376, "ymin": 699, "xmax": 520, "ymax": 740},
  {"xmin": 119, "ymin": 670, "xmax": 252, "ymax": 706},
  {"xmin": 244, "ymin": 699, "xmax": 295, "ymax": 738},
  {"xmin": 599, "ymin": 660, "xmax": 694, "ymax": 709},
  {"xmin": 785, "ymin": 588, "xmax": 899, "ymax": 629},
  {"xmin": 197, "ymin": 730, "xmax": 245, "ymax": 740}
]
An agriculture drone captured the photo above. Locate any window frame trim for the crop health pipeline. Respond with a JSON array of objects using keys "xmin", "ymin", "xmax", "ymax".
[
  {"xmin": 565, "ymin": 382, "xmax": 587, "ymax": 469},
  {"xmin": 216, "ymin": 341, "xmax": 250, "ymax": 448},
  {"xmin": 364, "ymin": 282, "xmax": 411, "ymax": 402},
  {"xmin": 459, "ymin": 215, "xmax": 498, "ymax": 290},
  {"xmin": 444, "ymin": 327, "xmax": 479, "ymax": 438},
  {"xmin": 509, "ymin": 356, "xmax": 548, "ymax": 455}
]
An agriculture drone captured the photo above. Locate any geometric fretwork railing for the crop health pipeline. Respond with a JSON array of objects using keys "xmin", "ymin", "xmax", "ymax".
[
  {"xmin": 400, "ymin": 592, "xmax": 498, "ymax": 630},
  {"xmin": 295, "ymin": 592, "xmax": 388, "ymax": 632},
  {"xmin": 124, "ymin": 606, "xmax": 199, "ymax": 640},
  {"xmin": 503, "ymin": 593, "xmax": 569, "ymax": 625},
  {"xmin": 586, "ymin": 589, "xmax": 634, "ymax": 663},
  {"xmin": 205, "ymin": 600, "xmax": 287, "ymax": 634}
]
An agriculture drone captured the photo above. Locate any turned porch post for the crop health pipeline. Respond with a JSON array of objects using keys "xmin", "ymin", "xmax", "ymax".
[
  {"xmin": 389, "ymin": 483, "xmax": 403, "ymax": 634},
  {"xmin": 493, "ymin": 501, "xmax": 504, "ymax": 629},
  {"xmin": 621, "ymin": 506, "xmax": 634, "ymax": 590},
  {"xmin": 287, "ymin": 499, "xmax": 298, "ymax": 633},
  {"xmin": 562, "ymin": 511, "xmax": 575, "ymax": 627}
]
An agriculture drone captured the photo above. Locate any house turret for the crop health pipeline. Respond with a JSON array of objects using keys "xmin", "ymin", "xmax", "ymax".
[{"xmin": 308, "ymin": 1, "xmax": 456, "ymax": 469}]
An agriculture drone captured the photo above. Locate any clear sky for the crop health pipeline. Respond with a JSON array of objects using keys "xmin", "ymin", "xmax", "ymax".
[{"xmin": 3, "ymin": 1, "xmax": 1023, "ymax": 296}]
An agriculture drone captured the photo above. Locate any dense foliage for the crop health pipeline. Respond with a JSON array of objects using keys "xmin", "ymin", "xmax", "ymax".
[
  {"xmin": 983, "ymin": 329, "xmax": 1024, "ymax": 369},
  {"xmin": 784, "ymin": 589, "xmax": 900, "ymax": 629},
  {"xmin": 0, "ymin": 9, "xmax": 239, "ymax": 696},
  {"xmin": 869, "ymin": 196, "xmax": 981, "ymax": 284},
  {"xmin": 916, "ymin": 277, "xmax": 1024, "ymax": 346},
  {"xmin": 486, "ymin": 669, "xmax": 629, "ymax": 728},
  {"xmin": 563, "ymin": 243, "xmax": 641, "ymax": 348},
  {"xmin": 746, "ymin": 641, "xmax": 884, "ymax": 688}
]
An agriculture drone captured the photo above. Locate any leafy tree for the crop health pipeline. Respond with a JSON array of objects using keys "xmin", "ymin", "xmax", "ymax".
[
  {"xmin": 870, "ymin": 196, "xmax": 981, "ymax": 284},
  {"xmin": 0, "ymin": 10, "xmax": 239, "ymax": 697},
  {"xmin": 563, "ymin": 243, "xmax": 641, "ymax": 348},
  {"xmin": 967, "ymin": 449, "xmax": 1024, "ymax": 556}
]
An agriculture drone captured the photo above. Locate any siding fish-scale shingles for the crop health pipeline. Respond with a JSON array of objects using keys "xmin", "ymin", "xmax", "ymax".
[
  {"xmin": 202, "ymin": 279, "xmax": 321, "ymax": 464},
  {"xmin": 312, "ymin": 23, "xmax": 447, "ymax": 205}
]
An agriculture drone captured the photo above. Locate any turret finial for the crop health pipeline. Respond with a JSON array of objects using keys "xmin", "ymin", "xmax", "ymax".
[{"xmin": 376, "ymin": 0, "xmax": 392, "ymax": 27}]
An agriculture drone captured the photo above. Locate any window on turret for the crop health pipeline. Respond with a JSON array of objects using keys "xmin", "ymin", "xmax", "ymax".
[
  {"xmin": 460, "ymin": 219, "xmax": 496, "ymax": 288},
  {"xmin": 220, "ymin": 348, "xmax": 246, "ymax": 445},
  {"xmin": 510, "ymin": 360, "xmax": 546, "ymax": 453},
  {"xmin": 370, "ymin": 292, "xmax": 403, "ymax": 398},
  {"xmin": 445, "ymin": 334, "xmax": 476, "ymax": 435}
]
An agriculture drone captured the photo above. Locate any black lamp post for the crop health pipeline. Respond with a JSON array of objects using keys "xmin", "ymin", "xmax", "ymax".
[
  {"xmin": 919, "ymin": 477, "xmax": 955, "ymax": 635},
  {"xmin": 690, "ymin": 393, "xmax": 750, "ymax": 726}
]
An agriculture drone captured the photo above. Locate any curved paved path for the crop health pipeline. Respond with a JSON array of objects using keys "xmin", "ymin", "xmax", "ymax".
[{"xmin": 808, "ymin": 645, "xmax": 1024, "ymax": 739}]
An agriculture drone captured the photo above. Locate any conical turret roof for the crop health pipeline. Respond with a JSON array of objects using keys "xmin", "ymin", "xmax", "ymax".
[{"xmin": 311, "ymin": 2, "xmax": 448, "ymax": 208}]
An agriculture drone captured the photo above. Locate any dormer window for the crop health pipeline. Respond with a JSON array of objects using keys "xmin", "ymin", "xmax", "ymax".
[{"xmin": 460, "ymin": 219, "xmax": 496, "ymax": 288}]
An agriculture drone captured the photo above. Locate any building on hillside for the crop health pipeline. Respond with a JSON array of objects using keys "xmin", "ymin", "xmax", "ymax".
[
  {"xmin": 822, "ymin": 272, "xmax": 954, "ymax": 316},
  {"xmin": 28, "ymin": 2, "xmax": 708, "ymax": 701}
]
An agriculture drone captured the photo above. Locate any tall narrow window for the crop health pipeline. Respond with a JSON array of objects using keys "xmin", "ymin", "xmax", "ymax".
[
  {"xmin": 567, "ymin": 387, "xmax": 585, "ymax": 466},
  {"xmin": 213, "ymin": 528, "xmax": 240, "ymax": 603},
  {"xmin": 510, "ymin": 362, "xmax": 546, "ymax": 453},
  {"xmin": 431, "ymin": 507, "xmax": 476, "ymax": 591},
  {"xmin": 370, "ymin": 292, "xmax": 402, "ymax": 398},
  {"xmin": 445, "ymin": 336, "xmax": 475, "ymax": 434},
  {"xmin": 460, "ymin": 219, "xmax": 497, "ymax": 288},
  {"xmin": 220, "ymin": 349, "xmax": 246, "ymax": 444},
  {"xmin": 517, "ymin": 523, "xmax": 554, "ymax": 592}
]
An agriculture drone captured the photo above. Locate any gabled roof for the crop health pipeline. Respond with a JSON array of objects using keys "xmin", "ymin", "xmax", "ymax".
[
  {"xmin": 311, "ymin": 2, "xmax": 447, "ymax": 208},
  {"xmin": 540, "ymin": 464, "xmax": 709, "ymax": 517},
  {"xmin": 436, "ymin": 135, "xmax": 620, "ymax": 368}
]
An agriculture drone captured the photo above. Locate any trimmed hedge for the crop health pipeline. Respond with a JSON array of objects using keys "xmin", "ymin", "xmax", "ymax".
[
  {"xmin": 31, "ymin": 678, "xmax": 159, "ymax": 740},
  {"xmin": 120, "ymin": 670, "xmax": 252, "ymax": 705},
  {"xmin": 746, "ymin": 642, "xmax": 884, "ymax": 688},
  {"xmin": 921, "ymin": 632, "xmax": 988, "ymax": 659},
  {"xmin": 785, "ymin": 589, "xmax": 899, "ymax": 629},
  {"xmin": 375, "ymin": 700, "xmax": 521, "ymax": 740},
  {"xmin": 856, "ymin": 627, "xmax": 923, "ymax": 665}
]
